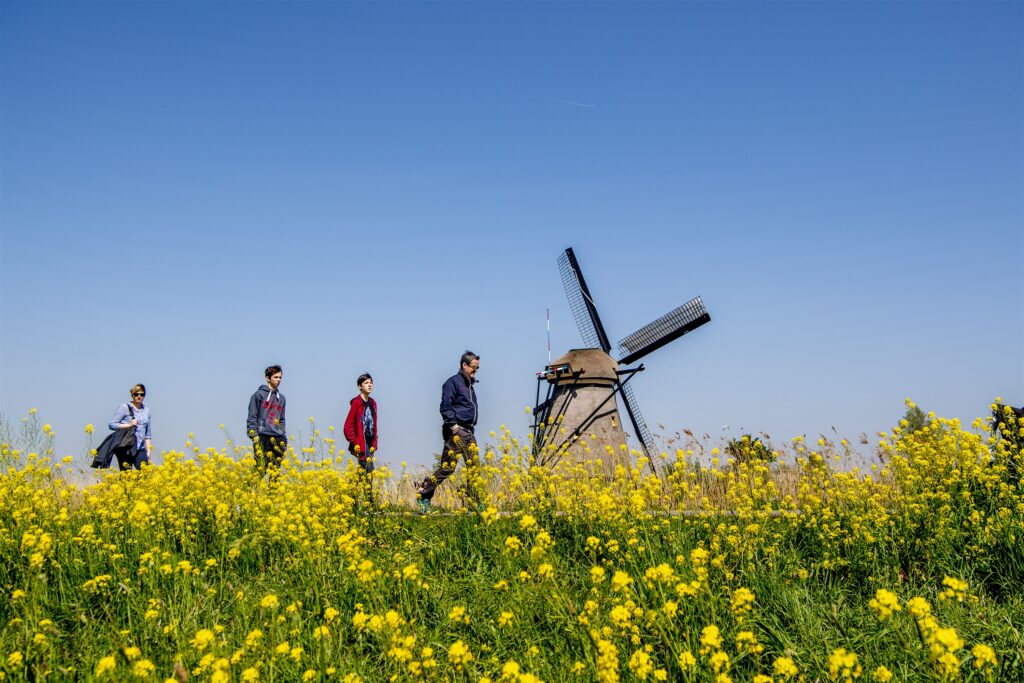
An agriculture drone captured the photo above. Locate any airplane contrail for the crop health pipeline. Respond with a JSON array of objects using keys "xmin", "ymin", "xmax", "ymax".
[{"xmin": 541, "ymin": 97, "xmax": 597, "ymax": 109}]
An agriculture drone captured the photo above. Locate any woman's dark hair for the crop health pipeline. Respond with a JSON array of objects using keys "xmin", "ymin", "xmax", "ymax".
[
  {"xmin": 265, "ymin": 365, "xmax": 283, "ymax": 379},
  {"xmin": 357, "ymin": 373, "xmax": 373, "ymax": 386},
  {"xmin": 130, "ymin": 383, "xmax": 146, "ymax": 397}
]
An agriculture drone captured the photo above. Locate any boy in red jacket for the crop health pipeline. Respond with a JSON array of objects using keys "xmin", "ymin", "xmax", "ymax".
[{"xmin": 344, "ymin": 372, "xmax": 378, "ymax": 505}]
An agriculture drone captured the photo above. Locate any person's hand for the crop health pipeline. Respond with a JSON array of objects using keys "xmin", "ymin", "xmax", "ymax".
[{"xmin": 130, "ymin": 418, "xmax": 138, "ymax": 427}]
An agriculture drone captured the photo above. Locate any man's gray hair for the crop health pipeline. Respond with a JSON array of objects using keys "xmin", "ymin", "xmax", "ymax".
[{"xmin": 460, "ymin": 350, "xmax": 479, "ymax": 368}]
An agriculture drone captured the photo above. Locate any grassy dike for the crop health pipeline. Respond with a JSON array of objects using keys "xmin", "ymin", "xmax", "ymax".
[{"xmin": 1, "ymin": 405, "xmax": 1022, "ymax": 681}]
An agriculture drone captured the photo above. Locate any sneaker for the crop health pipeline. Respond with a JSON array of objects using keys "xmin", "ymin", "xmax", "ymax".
[{"xmin": 417, "ymin": 498, "xmax": 431, "ymax": 515}]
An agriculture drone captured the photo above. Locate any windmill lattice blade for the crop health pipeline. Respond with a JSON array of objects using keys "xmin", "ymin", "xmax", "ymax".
[
  {"xmin": 620, "ymin": 380, "xmax": 657, "ymax": 464},
  {"xmin": 617, "ymin": 296, "xmax": 710, "ymax": 365},
  {"xmin": 558, "ymin": 248, "xmax": 612, "ymax": 353}
]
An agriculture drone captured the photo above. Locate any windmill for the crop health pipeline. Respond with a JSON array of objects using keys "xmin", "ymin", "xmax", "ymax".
[{"xmin": 532, "ymin": 247, "xmax": 711, "ymax": 474}]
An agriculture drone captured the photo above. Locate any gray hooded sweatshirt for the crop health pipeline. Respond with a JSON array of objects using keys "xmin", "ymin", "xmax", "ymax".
[{"xmin": 246, "ymin": 384, "xmax": 287, "ymax": 438}]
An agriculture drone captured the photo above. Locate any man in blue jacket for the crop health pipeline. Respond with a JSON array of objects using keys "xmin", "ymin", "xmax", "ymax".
[
  {"xmin": 247, "ymin": 365, "xmax": 287, "ymax": 479},
  {"xmin": 417, "ymin": 351, "xmax": 480, "ymax": 513}
]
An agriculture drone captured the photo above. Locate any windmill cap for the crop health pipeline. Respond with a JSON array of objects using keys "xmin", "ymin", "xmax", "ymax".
[{"xmin": 548, "ymin": 348, "xmax": 618, "ymax": 384}]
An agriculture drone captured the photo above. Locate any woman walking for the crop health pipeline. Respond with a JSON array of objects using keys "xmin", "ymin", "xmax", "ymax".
[{"xmin": 108, "ymin": 383, "xmax": 152, "ymax": 470}]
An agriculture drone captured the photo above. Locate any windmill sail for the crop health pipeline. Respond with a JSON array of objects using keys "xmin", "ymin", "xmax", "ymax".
[
  {"xmin": 617, "ymin": 296, "xmax": 710, "ymax": 365},
  {"xmin": 558, "ymin": 248, "xmax": 612, "ymax": 353},
  {"xmin": 619, "ymin": 380, "xmax": 657, "ymax": 468}
]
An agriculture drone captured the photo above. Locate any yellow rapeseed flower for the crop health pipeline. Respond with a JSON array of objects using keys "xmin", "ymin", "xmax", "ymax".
[
  {"xmin": 447, "ymin": 640, "xmax": 473, "ymax": 670},
  {"xmin": 868, "ymin": 589, "xmax": 901, "ymax": 620},
  {"xmin": 95, "ymin": 656, "xmax": 117, "ymax": 676},
  {"xmin": 611, "ymin": 570, "xmax": 633, "ymax": 592},
  {"xmin": 730, "ymin": 587, "xmax": 755, "ymax": 618},
  {"xmin": 971, "ymin": 643, "xmax": 997, "ymax": 670},
  {"xmin": 595, "ymin": 638, "xmax": 619, "ymax": 683},
  {"xmin": 906, "ymin": 597, "xmax": 931, "ymax": 620},
  {"xmin": 700, "ymin": 625, "xmax": 722, "ymax": 654},
  {"xmin": 826, "ymin": 648, "xmax": 861, "ymax": 682},
  {"xmin": 735, "ymin": 631, "xmax": 763, "ymax": 655},
  {"xmin": 628, "ymin": 649, "xmax": 654, "ymax": 679},
  {"xmin": 709, "ymin": 651, "xmax": 730, "ymax": 673},
  {"xmin": 773, "ymin": 656, "xmax": 799, "ymax": 679},
  {"xmin": 501, "ymin": 660, "xmax": 521, "ymax": 679},
  {"xmin": 132, "ymin": 659, "xmax": 156, "ymax": 678},
  {"xmin": 191, "ymin": 628, "xmax": 216, "ymax": 651},
  {"xmin": 872, "ymin": 665, "xmax": 893, "ymax": 682},
  {"xmin": 937, "ymin": 576, "xmax": 970, "ymax": 602}
]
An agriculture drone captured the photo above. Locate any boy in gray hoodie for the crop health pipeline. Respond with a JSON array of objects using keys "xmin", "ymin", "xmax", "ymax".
[{"xmin": 247, "ymin": 365, "xmax": 287, "ymax": 477}]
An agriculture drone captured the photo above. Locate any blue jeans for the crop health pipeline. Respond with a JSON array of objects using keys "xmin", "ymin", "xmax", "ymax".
[{"xmin": 117, "ymin": 445, "xmax": 148, "ymax": 470}]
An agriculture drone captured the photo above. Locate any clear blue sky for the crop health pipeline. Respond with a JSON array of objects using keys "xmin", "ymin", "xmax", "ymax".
[{"xmin": 2, "ymin": 1, "xmax": 1021, "ymax": 470}]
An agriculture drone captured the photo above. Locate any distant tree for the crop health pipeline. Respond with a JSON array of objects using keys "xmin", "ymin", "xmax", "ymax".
[
  {"xmin": 725, "ymin": 434, "xmax": 776, "ymax": 465},
  {"xmin": 901, "ymin": 404, "xmax": 930, "ymax": 434}
]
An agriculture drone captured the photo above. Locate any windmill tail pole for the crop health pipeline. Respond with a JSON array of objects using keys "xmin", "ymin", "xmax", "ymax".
[{"xmin": 547, "ymin": 308, "xmax": 551, "ymax": 364}]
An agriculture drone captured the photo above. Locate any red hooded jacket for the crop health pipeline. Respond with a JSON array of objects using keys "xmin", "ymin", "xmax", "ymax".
[{"xmin": 343, "ymin": 396, "xmax": 378, "ymax": 460}]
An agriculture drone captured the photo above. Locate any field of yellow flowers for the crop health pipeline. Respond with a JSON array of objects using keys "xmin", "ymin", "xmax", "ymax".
[{"xmin": 1, "ymin": 403, "xmax": 1022, "ymax": 682}]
